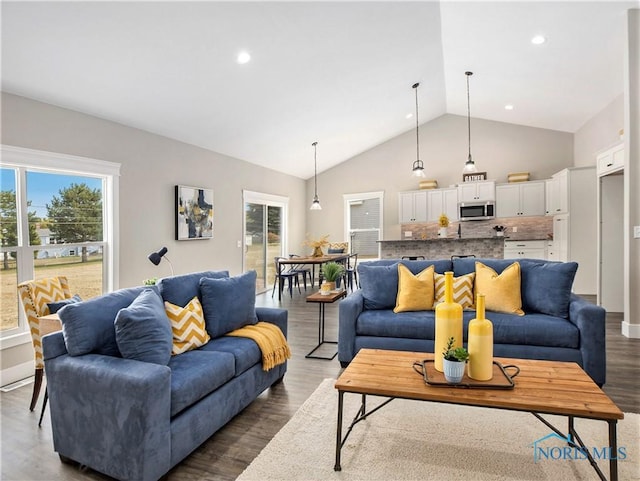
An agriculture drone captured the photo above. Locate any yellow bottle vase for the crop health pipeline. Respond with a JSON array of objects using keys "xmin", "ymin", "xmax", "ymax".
[
  {"xmin": 467, "ymin": 294, "xmax": 494, "ymax": 381},
  {"xmin": 434, "ymin": 271, "xmax": 463, "ymax": 372}
]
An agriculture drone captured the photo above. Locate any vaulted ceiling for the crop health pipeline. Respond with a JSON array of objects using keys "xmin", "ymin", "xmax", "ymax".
[{"xmin": 2, "ymin": 1, "xmax": 636, "ymax": 178}]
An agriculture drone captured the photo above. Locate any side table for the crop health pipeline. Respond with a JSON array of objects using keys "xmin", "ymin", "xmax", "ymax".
[{"xmin": 305, "ymin": 289, "xmax": 346, "ymax": 360}]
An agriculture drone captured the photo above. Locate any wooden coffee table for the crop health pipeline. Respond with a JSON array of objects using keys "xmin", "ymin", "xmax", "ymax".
[{"xmin": 334, "ymin": 349, "xmax": 624, "ymax": 480}]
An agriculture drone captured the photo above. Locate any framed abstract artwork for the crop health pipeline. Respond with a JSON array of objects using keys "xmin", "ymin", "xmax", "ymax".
[{"xmin": 175, "ymin": 185, "xmax": 214, "ymax": 240}]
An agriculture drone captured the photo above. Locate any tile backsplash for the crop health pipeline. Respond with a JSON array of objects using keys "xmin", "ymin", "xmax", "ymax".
[{"xmin": 401, "ymin": 216, "xmax": 553, "ymax": 241}]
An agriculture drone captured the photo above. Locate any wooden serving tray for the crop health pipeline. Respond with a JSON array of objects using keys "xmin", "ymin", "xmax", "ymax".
[{"xmin": 415, "ymin": 359, "xmax": 520, "ymax": 389}]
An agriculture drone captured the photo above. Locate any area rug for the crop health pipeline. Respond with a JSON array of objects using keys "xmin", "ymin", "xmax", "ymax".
[{"xmin": 238, "ymin": 378, "xmax": 639, "ymax": 481}]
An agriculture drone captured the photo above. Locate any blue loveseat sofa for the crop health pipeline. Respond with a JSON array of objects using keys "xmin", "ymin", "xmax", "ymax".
[
  {"xmin": 338, "ymin": 258, "xmax": 606, "ymax": 385},
  {"xmin": 42, "ymin": 270, "xmax": 287, "ymax": 481}
]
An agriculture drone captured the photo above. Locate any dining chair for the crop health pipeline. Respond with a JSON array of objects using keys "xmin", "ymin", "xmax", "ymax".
[
  {"xmin": 271, "ymin": 257, "xmax": 301, "ymax": 298},
  {"xmin": 17, "ymin": 276, "xmax": 71, "ymax": 412},
  {"xmin": 287, "ymin": 254, "xmax": 312, "ymax": 289},
  {"xmin": 344, "ymin": 253, "xmax": 359, "ymax": 291}
]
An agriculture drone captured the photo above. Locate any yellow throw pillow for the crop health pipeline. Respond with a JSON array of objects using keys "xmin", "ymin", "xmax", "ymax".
[
  {"xmin": 393, "ymin": 264, "xmax": 435, "ymax": 313},
  {"xmin": 434, "ymin": 272, "xmax": 475, "ymax": 309},
  {"xmin": 164, "ymin": 296, "xmax": 211, "ymax": 355},
  {"xmin": 475, "ymin": 261, "xmax": 525, "ymax": 316}
]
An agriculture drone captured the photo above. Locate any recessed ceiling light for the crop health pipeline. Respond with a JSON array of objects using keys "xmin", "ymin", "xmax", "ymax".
[
  {"xmin": 505, "ymin": 104, "xmax": 514, "ymax": 111},
  {"xmin": 237, "ymin": 51, "xmax": 251, "ymax": 64},
  {"xmin": 406, "ymin": 113, "xmax": 413, "ymax": 119},
  {"xmin": 531, "ymin": 35, "xmax": 546, "ymax": 45}
]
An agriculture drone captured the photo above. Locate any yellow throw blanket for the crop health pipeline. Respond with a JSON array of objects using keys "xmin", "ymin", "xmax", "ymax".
[{"xmin": 227, "ymin": 322, "xmax": 291, "ymax": 371}]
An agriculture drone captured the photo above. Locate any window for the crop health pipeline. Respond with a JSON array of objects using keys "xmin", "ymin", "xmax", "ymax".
[
  {"xmin": 0, "ymin": 146, "xmax": 120, "ymax": 346},
  {"xmin": 344, "ymin": 191, "xmax": 383, "ymax": 260}
]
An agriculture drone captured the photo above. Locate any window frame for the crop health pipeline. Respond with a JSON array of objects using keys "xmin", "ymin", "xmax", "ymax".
[
  {"xmin": 343, "ymin": 191, "xmax": 384, "ymax": 259},
  {"xmin": 242, "ymin": 190, "xmax": 289, "ymax": 293},
  {"xmin": 0, "ymin": 145, "xmax": 120, "ymax": 348}
]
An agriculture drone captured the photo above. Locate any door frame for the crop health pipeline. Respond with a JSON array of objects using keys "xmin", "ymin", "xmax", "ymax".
[{"xmin": 242, "ymin": 190, "xmax": 289, "ymax": 292}]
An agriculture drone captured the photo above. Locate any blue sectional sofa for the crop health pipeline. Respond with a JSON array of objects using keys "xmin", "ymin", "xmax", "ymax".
[
  {"xmin": 338, "ymin": 258, "xmax": 606, "ymax": 386},
  {"xmin": 42, "ymin": 270, "xmax": 287, "ymax": 481}
]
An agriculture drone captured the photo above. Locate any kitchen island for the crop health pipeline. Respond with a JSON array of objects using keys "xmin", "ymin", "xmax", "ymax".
[{"xmin": 379, "ymin": 237, "xmax": 504, "ymax": 260}]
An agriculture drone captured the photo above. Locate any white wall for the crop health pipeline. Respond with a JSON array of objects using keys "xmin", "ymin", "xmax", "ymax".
[
  {"xmin": 1, "ymin": 92, "xmax": 307, "ymax": 376},
  {"xmin": 306, "ymin": 113, "xmax": 574, "ymax": 243},
  {"xmin": 574, "ymin": 94, "xmax": 624, "ymax": 167}
]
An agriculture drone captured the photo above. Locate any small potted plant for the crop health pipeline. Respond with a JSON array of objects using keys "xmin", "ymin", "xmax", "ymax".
[
  {"xmin": 438, "ymin": 214, "xmax": 449, "ymax": 238},
  {"xmin": 442, "ymin": 336, "xmax": 469, "ymax": 384},
  {"xmin": 493, "ymin": 225, "xmax": 506, "ymax": 237},
  {"xmin": 320, "ymin": 261, "xmax": 345, "ymax": 295}
]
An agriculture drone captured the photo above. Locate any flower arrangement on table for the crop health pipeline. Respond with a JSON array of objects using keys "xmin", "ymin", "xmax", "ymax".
[{"xmin": 304, "ymin": 234, "xmax": 330, "ymax": 257}]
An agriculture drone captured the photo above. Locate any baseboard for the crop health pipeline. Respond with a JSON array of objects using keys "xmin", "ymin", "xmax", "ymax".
[
  {"xmin": 0, "ymin": 361, "xmax": 34, "ymax": 388},
  {"xmin": 621, "ymin": 321, "xmax": 640, "ymax": 339}
]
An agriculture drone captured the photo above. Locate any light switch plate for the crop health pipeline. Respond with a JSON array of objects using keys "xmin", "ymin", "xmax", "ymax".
[
  {"xmin": 634, "ymin": 226, "xmax": 640, "ymax": 239},
  {"xmin": 512, "ymin": 227, "xmax": 518, "ymax": 233},
  {"xmin": 404, "ymin": 231, "xmax": 413, "ymax": 238}
]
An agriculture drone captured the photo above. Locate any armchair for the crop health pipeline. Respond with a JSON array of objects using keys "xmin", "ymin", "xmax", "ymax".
[{"xmin": 17, "ymin": 276, "xmax": 71, "ymax": 411}]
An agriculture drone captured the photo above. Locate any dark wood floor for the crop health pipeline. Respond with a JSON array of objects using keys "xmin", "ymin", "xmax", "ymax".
[{"xmin": 1, "ymin": 290, "xmax": 638, "ymax": 480}]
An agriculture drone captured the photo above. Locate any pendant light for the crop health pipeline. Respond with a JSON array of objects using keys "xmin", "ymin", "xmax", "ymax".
[
  {"xmin": 310, "ymin": 141, "xmax": 322, "ymax": 210},
  {"xmin": 463, "ymin": 71, "xmax": 478, "ymax": 174},
  {"xmin": 411, "ymin": 82, "xmax": 425, "ymax": 177}
]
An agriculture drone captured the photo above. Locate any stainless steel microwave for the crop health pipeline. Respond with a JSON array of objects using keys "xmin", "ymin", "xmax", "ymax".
[{"xmin": 459, "ymin": 201, "xmax": 495, "ymax": 221}]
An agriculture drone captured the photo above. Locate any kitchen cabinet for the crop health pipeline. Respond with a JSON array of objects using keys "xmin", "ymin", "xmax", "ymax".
[
  {"xmin": 399, "ymin": 190, "xmax": 427, "ymax": 223},
  {"xmin": 545, "ymin": 170, "xmax": 568, "ymax": 215},
  {"xmin": 551, "ymin": 166, "xmax": 596, "ymax": 294},
  {"xmin": 457, "ymin": 181, "xmax": 495, "ymax": 202},
  {"xmin": 496, "ymin": 181, "xmax": 545, "ymax": 218},
  {"xmin": 545, "ymin": 240, "xmax": 558, "ymax": 261},
  {"xmin": 427, "ymin": 188, "xmax": 458, "ymax": 222},
  {"xmin": 552, "ymin": 214, "xmax": 569, "ymax": 262},
  {"xmin": 596, "ymin": 141, "xmax": 624, "ymax": 177},
  {"xmin": 503, "ymin": 240, "xmax": 546, "ymax": 260}
]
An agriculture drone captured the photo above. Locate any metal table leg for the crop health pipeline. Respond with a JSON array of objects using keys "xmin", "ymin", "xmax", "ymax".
[{"xmin": 305, "ymin": 303, "xmax": 337, "ymax": 360}]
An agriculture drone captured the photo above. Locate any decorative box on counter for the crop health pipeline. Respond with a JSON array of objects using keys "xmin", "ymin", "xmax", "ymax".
[
  {"xmin": 419, "ymin": 179, "xmax": 438, "ymax": 189},
  {"xmin": 507, "ymin": 172, "xmax": 530, "ymax": 183}
]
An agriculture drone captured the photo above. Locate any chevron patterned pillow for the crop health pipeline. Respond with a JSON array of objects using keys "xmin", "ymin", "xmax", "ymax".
[
  {"xmin": 164, "ymin": 296, "xmax": 211, "ymax": 355},
  {"xmin": 29, "ymin": 277, "xmax": 66, "ymax": 316},
  {"xmin": 434, "ymin": 272, "xmax": 475, "ymax": 309}
]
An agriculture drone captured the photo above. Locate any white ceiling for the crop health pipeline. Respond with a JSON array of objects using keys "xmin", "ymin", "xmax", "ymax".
[{"xmin": 1, "ymin": 1, "xmax": 637, "ymax": 179}]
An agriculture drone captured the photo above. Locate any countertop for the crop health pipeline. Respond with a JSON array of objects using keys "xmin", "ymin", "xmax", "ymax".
[
  {"xmin": 380, "ymin": 236, "xmax": 549, "ymax": 242},
  {"xmin": 379, "ymin": 237, "xmax": 503, "ymax": 242}
]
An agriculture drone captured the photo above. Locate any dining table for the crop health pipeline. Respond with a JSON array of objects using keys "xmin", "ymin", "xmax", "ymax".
[{"xmin": 276, "ymin": 253, "xmax": 351, "ymax": 301}]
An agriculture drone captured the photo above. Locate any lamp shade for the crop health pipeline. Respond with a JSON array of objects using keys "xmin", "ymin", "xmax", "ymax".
[
  {"xmin": 463, "ymin": 71, "xmax": 478, "ymax": 173},
  {"xmin": 148, "ymin": 247, "xmax": 168, "ymax": 266},
  {"xmin": 411, "ymin": 82, "xmax": 426, "ymax": 177},
  {"xmin": 310, "ymin": 141, "xmax": 322, "ymax": 210}
]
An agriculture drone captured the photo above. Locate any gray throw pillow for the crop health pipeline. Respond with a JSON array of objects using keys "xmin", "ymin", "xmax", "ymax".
[
  {"xmin": 114, "ymin": 289, "xmax": 172, "ymax": 365},
  {"xmin": 47, "ymin": 294, "xmax": 82, "ymax": 314},
  {"xmin": 199, "ymin": 270, "xmax": 258, "ymax": 338},
  {"xmin": 519, "ymin": 259, "xmax": 578, "ymax": 318},
  {"xmin": 59, "ymin": 285, "xmax": 150, "ymax": 357}
]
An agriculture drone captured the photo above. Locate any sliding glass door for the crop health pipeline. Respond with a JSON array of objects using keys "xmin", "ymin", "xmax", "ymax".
[{"xmin": 243, "ymin": 191, "xmax": 288, "ymax": 293}]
